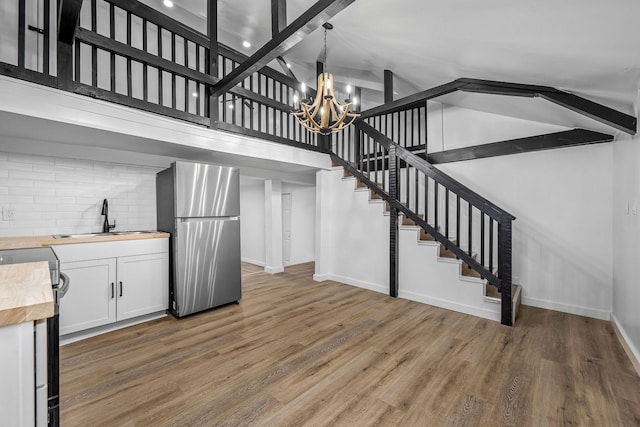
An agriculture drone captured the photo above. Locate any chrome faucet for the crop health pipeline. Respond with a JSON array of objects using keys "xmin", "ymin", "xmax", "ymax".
[{"xmin": 101, "ymin": 198, "xmax": 116, "ymax": 233}]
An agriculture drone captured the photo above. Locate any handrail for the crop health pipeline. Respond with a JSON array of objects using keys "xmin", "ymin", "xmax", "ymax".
[
  {"xmin": 334, "ymin": 120, "xmax": 515, "ymax": 324},
  {"xmin": 356, "ymin": 121, "xmax": 516, "ymax": 222}
]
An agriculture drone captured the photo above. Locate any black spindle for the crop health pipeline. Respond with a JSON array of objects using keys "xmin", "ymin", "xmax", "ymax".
[
  {"xmin": 445, "ymin": 189, "xmax": 449, "ymax": 238},
  {"xmin": 489, "ymin": 219, "xmax": 494, "ymax": 274},
  {"xmin": 157, "ymin": 27, "xmax": 162, "ymax": 105},
  {"xmin": 480, "ymin": 212, "xmax": 485, "ymax": 267},
  {"xmin": 468, "ymin": 203, "xmax": 473, "ymax": 257},
  {"xmin": 171, "ymin": 33, "xmax": 176, "ymax": 109},
  {"xmin": 142, "ymin": 19, "xmax": 148, "ymax": 102},
  {"xmin": 43, "ymin": 0, "xmax": 50, "ymax": 75},
  {"xmin": 18, "ymin": 0, "xmax": 25, "ymax": 68},
  {"xmin": 91, "ymin": 0, "xmax": 97, "ymax": 87},
  {"xmin": 434, "ymin": 183, "xmax": 439, "ymax": 232},
  {"xmin": 456, "ymin": 195, "xmax": 461, "ymax": 248},
  {"xmin": 126, "ymin": 11, "xmax": 132, "ymax": 97}
]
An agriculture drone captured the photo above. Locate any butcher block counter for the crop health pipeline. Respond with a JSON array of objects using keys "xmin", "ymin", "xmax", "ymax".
[
  {"xmin": 0, "ymin": 261, "xmax": 54, "ymax": 327},
  {"xmin": 0, "ymin": 232, "xmax": 170, "ymax": 251}
]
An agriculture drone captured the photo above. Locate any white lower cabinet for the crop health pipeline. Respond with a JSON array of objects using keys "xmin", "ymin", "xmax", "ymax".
[
  {"xmin": 116, "ymin": 253, "xmax": 168, "ymax": 321},
  {"xmin": 55, "ymin": 238, "xmax": 169, "ymax": 336},
  {"xmin": 59, "ymin": 258, "xmax": 117, "ymax": 334}
]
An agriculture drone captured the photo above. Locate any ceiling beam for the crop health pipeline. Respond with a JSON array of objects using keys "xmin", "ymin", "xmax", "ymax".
[
  {"xmin": 276, "ymin": 56, "xmax": 298, "ymax": 80},
  {"xmin": 211, "ymin": 0, "xmax": 356, "ymax": 97},
  {"xmin": 359, "ymin": 80, "xmax": 465, "ymax": 119},
  {"xmin": 58, "ymin": 0, "xmax": 83, "ymax": 44},
  {"xmin": 360, "ymin": 77, "xmax": 637, "ymax": 135},
  {"xmin": 425, "ymin": 129, "xmax": 614, "ymax": 164},
  {"xmin": 539, "ymin": 91, "xmax": 637, "ymax": 136},
  {"xmin": 272, "ymin": 0, "xmax": 287, "ymax": 36}
]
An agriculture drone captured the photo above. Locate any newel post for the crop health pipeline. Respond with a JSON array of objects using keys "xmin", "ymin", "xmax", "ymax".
[
  {"xmin": 498, "ymin": 218, "xmax": 513, "ymax": 326},
  {"xmin": 388, "ymin": 144, "xmax": 399, "ymax": 298}
]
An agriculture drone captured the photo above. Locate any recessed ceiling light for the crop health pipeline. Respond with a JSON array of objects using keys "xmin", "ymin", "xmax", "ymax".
[
  {"xmin": 242, "ymin": 41, "xmax": 251, "ymax": 48},
  {"xmin": 163, "ymin": 0, "xmax": 174, "ymax": 7}
]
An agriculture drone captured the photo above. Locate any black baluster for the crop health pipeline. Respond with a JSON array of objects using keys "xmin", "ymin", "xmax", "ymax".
[
  {"xmin": 456, "ymin": 195, "xmax": 461, "ymax": 249},
  {"xmin": 468, "ymin": 203, "xmax": 473, "ymax": 257},
  {"xmin": 445, "ymin": 188, "xmax": 449, "ymax": 238},
  {"xmin": 489, "ymin": 219, "xmax": 494, "ymax": 274},
  {"xmin": 481, "ymin": 212, "xmax": 485, "ymax": 267}
]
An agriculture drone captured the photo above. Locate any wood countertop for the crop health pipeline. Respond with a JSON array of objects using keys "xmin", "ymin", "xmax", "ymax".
[
  {"xmin": 0, "ymin": 261, "xmax": 54, "ymax": 327},
  {"xmin": 0, "ymin": 232, "xmax": 170, "ymax": 251}
]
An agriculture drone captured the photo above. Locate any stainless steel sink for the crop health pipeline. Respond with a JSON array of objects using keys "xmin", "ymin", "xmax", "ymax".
[{"xmin": 52, "ymin": 231, "xmax": 157, "ymax": 239}]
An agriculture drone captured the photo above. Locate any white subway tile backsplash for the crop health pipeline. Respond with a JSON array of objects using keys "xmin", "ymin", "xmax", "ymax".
[
  {"xmin": 0, "ymin": 161, "xmax": 33, "ymax": 171},
  {"xmin": 8, "ymin": 153, "xmax": 54, "ymax": 165},
  {"xmin": 0, "ymin": 151, "xmax": 161, "ymax": 236},
  {"xmin": 10, "ymin": 170, "xmax": 51, "ymax": 181}
]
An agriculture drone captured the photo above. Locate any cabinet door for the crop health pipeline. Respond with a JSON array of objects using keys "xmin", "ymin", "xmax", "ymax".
[
  {"xmin": 59, "ymin": 259, "xmax": 117, "ymax": 335},
  {"xmin": 116, "ymin": 253, "xmax": 169, "ymax": 321},
  {"xmin": 0, "ymin": 323, "xmax": 35, "ymax": 427}
]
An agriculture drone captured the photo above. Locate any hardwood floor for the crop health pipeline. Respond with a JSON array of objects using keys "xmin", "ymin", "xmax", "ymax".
[{"xmin": 60, "ymin": 262, "xmax": 640, "ymax": 426}]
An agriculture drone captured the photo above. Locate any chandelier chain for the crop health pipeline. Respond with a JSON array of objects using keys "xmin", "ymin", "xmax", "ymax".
[{"xmin": 323, "ymin": 27, "xmax": 328, "ymax": 72}]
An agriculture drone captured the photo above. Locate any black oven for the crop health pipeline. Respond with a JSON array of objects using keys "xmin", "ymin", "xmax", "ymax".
[{"xmin": 0, "ymin": 247, "xmax": 68, "ymax": 426}]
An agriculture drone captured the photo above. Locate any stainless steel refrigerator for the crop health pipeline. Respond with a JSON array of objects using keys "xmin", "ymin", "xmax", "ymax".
[{"xmin": 156, "ymin": 161, "xmax": 241, "ymax": 317}]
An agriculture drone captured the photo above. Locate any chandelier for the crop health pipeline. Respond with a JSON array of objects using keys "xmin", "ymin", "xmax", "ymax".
[{"xmin": 291, "ymin": 23, "xmax": 359, "ymax": 135}]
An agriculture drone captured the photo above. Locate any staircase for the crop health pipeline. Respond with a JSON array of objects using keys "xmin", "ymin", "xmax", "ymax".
[{"xmin": 329, "ymin": 120, "xmax": 520, "ymax": 325}]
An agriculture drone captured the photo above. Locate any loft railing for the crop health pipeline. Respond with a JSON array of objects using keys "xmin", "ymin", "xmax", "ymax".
[
  {"xmin": 0, "ymin": 0, "xmax": 319, "ymax": 149},
  {"xmin": 331, "ymin": 120, "xmax": 516, "ymax": 325},
  {"xmin": 362, "ymin": 104, "xmax": 428, "ymax": 154}
]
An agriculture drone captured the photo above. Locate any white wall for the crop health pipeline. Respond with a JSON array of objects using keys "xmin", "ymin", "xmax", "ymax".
[
  {"xmin": 315, "ymin": 169, "xmax": 389, "ymax": 293},
  {"xmin": 426, "ymin": 105, "xmax": 614, "ymax": 319},
  {"xmin": 612, "ymin": 90, "xmax": 640, "ymax": 368},
  {"xmin": 437, "ymin": 142, "xmax": 613, "ymax": 319},
  {"xmin": 426, "ymin": 101, "xmax": 569, "ymax": 152},
  {"xmin": 282, "ymin": 182, "xmax": 316, "ymax": 266},
  {"xmin": 239, "ymin": 180, "xmax": 266, "ymax": 265},
  {"xmin": 0, "ymin": 151, "xmax": 159, "ymax": 237}
]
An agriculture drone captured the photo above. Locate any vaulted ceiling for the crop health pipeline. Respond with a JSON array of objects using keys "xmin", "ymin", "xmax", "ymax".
[{"xmin": 142, "ymin": 0, "xmax": 640, "ymax": 119}]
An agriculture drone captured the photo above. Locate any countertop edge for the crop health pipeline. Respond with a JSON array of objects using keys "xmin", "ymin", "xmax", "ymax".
[
  {"xmin": 0, "ymin": 232, "xmax": 170, "ymax": 251},
  {"xmin": 0, "ymin": 261, "xmax": 55, "ymax": 327}
]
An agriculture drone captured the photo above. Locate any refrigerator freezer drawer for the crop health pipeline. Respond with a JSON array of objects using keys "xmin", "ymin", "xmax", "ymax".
[
  {"xmin": 173, "ymin": 218, "xmax": 241, "ymax": 316},
  {"xmin": 174, "ymin": 162, "xmax": 240, "ymax": 218}
]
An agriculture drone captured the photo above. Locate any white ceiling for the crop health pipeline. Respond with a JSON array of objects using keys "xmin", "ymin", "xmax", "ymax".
[{"xmin": 144, "ymin": 0, "xmax": 640, "ymax": 118}]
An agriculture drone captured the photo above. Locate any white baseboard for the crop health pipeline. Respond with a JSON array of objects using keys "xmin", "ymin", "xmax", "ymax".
[
  {"xmin": 60, "ymin": 312, "xmax": 167, "ymax": 345},
  {"xmin": 522, "ymin": 296, "xmax": 611, "ymax": 320},
  {"xmin": 313, "ymin": 273, "xmax": 330, "ymax": 282},
  {"xmin": 323, "ymin": 274, "xmax": 387, "ymax": 294},
  {"xmin": 611, "ymin": 314, "xmax": 640, "ymax": 377},
  {"xmin": 399, "ymin": 290, "xmax": 501, "ymax": 323},
  {"xmin": 241, "ymin": 257, "xmax": 265, "ymax": 267},
  {"xmin": 264, "ymin": 265, "xmax": 284, "ymax": 274}
]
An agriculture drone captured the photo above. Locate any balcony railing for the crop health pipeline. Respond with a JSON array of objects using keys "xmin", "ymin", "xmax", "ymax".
[{"xmin": 0, "ymin": 0, "xmax": 321, "ymax": 150}]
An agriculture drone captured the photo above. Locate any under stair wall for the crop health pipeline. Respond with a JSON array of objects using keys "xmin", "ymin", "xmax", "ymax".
[{"xmin": 314, "ymin": 167, "xmax": 506, "ymax": 321}]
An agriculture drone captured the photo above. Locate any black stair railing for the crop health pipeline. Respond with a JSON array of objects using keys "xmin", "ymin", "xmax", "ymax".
[{"xmin": 331, "ymin": 120, "xmax": 516, "ymax": 325}]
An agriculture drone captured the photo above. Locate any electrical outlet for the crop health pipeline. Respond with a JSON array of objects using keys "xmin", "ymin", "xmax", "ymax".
[{"xmin": 2, "ymin": 207, "xmax": 16, "ymax": 221}]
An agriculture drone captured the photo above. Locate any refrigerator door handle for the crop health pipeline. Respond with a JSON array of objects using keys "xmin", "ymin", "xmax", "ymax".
[{"xmin": 179, "ymin": 217, "xmax": 239, "ymax": 222}]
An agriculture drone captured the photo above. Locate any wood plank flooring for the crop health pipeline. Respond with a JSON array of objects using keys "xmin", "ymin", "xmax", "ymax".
[{"xmin": 60, "ymin": 262, "xmax": 640, "ymax": 426}]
